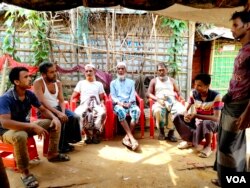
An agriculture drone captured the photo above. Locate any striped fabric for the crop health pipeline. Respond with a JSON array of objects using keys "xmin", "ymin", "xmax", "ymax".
[
  {"xmin": 214, "ymin": 99, "xmax": 249, "ymax": 187},
  {"xmin": 189, "ymin": 89, "xmax": 224, "ymax": 115}
]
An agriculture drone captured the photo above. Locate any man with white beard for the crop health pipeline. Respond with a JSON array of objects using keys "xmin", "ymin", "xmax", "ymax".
[
  {"xmin": 147, "ymin": 63, "xmax": 185, "ymax": 142},
  {"xmin": 110, "ymin": 61, "xmax": 140, "ymax": 151}
]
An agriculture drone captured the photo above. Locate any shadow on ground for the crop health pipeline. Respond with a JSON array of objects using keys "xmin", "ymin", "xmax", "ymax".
[{"xmin": 6, "ymin": 127, "xmax": 223, "ymax": 188}]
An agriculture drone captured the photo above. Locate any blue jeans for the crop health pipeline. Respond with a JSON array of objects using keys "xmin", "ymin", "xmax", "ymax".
[{"xmin": 55, "ymin": 107, "xmax": 82, "ymax": 149}]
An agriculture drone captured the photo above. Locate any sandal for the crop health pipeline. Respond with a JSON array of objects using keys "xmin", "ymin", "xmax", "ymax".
[
  {"xmin": 166, "ymin": 130, "xmax": 178, "ymax": 142},
  {"xmin": 29, "ymin": 158, "xmax": 41, "ymax": 165},
  {"xmin": 211, "ymin": 179, "xmax": 221, "ymax": 187},
  {"xmin": 166, "ymin": 135, "xmax": 178, "ymax": 142},
  {"xmin": 198, "ymin": 147, "xmax": 212, "ymax": 158},
  {"xmin": 131, "ymin": 140, "xmax": 139, "ymax": 151},
  {"xmin": 122, "ymin": 138, "xmax": 132, "ymax": 148},
  {"xmin": 158, "ymin": 133, "xmax": 165, "ymax": 140},
  {"xmin": 92, "ymin": 135, "xmax": 101, "ymax": 144},
  {"xmin": 195, "ymin": 144, "xmax": 204, "ymax": 152},
  {"xmin": 48, "ymin": 153, "xmax": 70, "ymax": 162},
  {"xmin": 21, "ymin": 174, "xmax": 39, "ymax": 188},
  {"xmin": 84, "ymin": 137, "xmax": 92, "ymax": 144},
  {"xmin": 177, "ymin": 141, "xmax": 193, "ymax": 149}
]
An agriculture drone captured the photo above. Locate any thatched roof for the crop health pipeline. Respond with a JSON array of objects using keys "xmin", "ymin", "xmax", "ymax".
[
  {"xmin": 1, "ymin": 0, "xmax": 248, "ymax": 11},
  {"xmin": 0, "ymin": 1, "xmax": 249, "ymax": 27}
]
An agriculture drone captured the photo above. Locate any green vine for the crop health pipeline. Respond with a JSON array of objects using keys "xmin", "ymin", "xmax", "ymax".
[
  {"xmin": 2, "ymin": 7, "xmax": 20, "ymax": 61},
  {"xmin": 161, "ymin": 18, "xmax": 187, "ymax": 78},
  {"xmin": 2, "ymin": 7, "xmax": 50, "ymax": 65},
  {"xmin": 23, "ymin": 10, "xmax": 50, "ymax": 66}
]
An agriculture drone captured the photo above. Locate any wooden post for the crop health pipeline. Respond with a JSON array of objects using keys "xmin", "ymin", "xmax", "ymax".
[
  {"xmin": 152, "ymin": 14, "xmax": 158, "ymax": 77},
  {"xmin": 111, "ymin": 9, "xmax": 116, "ymax": 69},
  {"xmin": 187, "ymin": 21, "xmax": 195, "ymax": 100},
  {"xmin": 0, "ymin": 58, "xmax": 8, "ymax": 95},
  {"xmin": 70, "ymin": 9, "xmax": 76, "ymax": 63},
  {"xmin": 105, "ymin": 14, "xmax": 110, "ymax": 72},
  {"xmin": 209, "ymin": 40, "xmax": 216, "ymax": 75}
]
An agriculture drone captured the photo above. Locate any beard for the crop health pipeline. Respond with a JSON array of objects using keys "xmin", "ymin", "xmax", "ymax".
[
  {"xmin": 158, "ymin": 76, "xmax": 167, "ymax": 81},
  {"xmin": 117, "ymin": 74, "xmax": 126, "ymax": 81},
  {"xmin": 46, "ymin": 76, "xmax": 57, "ymax": 83}
]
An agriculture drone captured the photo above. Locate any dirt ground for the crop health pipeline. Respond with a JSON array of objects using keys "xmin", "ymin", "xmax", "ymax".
[{"xmin": 6, "ymin": 128, "xmax": 222, "ymax": 188}]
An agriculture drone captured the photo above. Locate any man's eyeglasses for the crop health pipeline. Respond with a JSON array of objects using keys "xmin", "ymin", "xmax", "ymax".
[{"xmin": 85, "ymin": 70, "xmax": 93, "ymax": 73}]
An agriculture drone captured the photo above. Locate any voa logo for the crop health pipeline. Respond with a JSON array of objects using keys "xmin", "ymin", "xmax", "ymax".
[{"xmin": 226, "ymin": 176, "xmax": 247, "ymax": 184}]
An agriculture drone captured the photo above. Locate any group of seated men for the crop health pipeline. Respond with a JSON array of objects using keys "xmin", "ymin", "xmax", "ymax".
[
  {"xmin": 0, "ymin": 61, "xmax": 222, "ymax": 188},
  {"xmin": 148, "ymin": 62, "xmax": 223, "ymax": 159}
]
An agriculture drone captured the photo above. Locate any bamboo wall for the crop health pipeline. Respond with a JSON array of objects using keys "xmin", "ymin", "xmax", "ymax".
[{"xmin": 0, "ymin": 12, "xmax": 191, "ymax": 100}]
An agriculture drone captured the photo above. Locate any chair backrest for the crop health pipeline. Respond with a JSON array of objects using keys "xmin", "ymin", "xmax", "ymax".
[
  {"xmin": 70, "ymin": 93, "xmax": 115, "ymax": 140},
  {"xmin": 108, "ymin": 92, "xmax": 145, "ymax": 138},
  {"xmin": 148, "ymin": 91, "xmax": 185, "ymax": 139}
]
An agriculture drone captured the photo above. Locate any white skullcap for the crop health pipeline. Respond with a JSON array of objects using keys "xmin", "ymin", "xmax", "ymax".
[
  {"xmin": 85, "ymin": 64, "xmax": 95, "ymax": 69},
  {"xmin": 116, "ymin": 61, "xmax": 126, "ymax": 68}
]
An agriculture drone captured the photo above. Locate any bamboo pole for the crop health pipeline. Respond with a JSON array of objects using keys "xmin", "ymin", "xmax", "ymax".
[
  {"xmin": 111, "ymin": 9, "xmax": 116, "ymax": 69},
  {"xmin": 187, "ymin": 21, "xmax": 196, "ymax": 100},
  {"xmin": 209, "ymin": 40, "xmax": 216, "ymax": 75},
  {"xmin": 131, "ymin": 34, "xmax": 135, "ymax": 79},
  {"xmin": 152, "ymin": 14, "xmax": 158, "ymax": 76},
  {"xmin": 0, "ymin": 58, "xmax": 8, "ymax": 95},
  {"xmin": 47, "ymin": 37, "xmax": 174, "ymax": 71},
  {"xmin": 105, "ymin": 14, "xmax": 110, "ymax": 72},
  {"xmin": 70, "ymin": 9, "xmax": 76, "ymax": 65}
]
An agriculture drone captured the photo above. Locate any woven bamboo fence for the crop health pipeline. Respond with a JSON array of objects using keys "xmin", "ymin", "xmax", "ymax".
[{"xmin": 0, "ymin": 10, "xmax": 191, "ymax": 99}]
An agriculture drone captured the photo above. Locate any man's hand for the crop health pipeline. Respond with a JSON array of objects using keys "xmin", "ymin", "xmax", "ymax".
[
  {"xmin": 236, "ymin": 113, "xmax": 250, "ymax": 130},
  {"xmin": 31, "ymin": 123, "xmax": 49, "ymax": 140},
  {"xmin": 156, "ymin": 98, "xmax": 165, "ymax": 106},
  {"xmin": 236, "ymin": 103, "xmax": 250, "ymax": 130},
  {"xmin": 56, "ymin": 111, "xmax": 68, "ymax": 123},
  {"xmin": 184, "ymin": 114, "xmax": 195, "ymax": 123},
  {"xmin": 100, "ymin": 102, "xmax": 105, "ymax": 108},
  {"xmin": 123, "ymin": 102, "xmax": 131, "ymax": 109},
  {"xmin": 50, "ymin": 118, "xmax": 61, "ymax": 131}
]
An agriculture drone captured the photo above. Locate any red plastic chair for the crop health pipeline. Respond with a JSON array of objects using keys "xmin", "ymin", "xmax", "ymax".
[
  {"xmin": 70, "ymin": 94, "xmax": 114, "ymax": 140},
  {"xmin": 200, "ymin": 133, "xmax": 217, "ymax": 151},
  {"xmin": 0, "ymin": 137, "xmax": 39, "ymax": 170},
  {"xmin": 109, "ymin": 93, "xmax": 145, "ymax": 139},
  {"xmin": 149, "ymin": 95, "xmax": 185, "ymax": 139},
  {"xmin": 31, "ymin": 101, "xmax": 70, "ymax": 157},
  {"xmin": 149, "ymin": 97, "xmax": 217, "ymax": 150}
]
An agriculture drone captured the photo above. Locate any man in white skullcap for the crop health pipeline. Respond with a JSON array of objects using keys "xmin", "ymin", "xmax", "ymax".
[
  {"xmin": 71, "ymin": 64, "xmax": 106, "ymax": 144},
  {"xmin": 110, "ymin": 61, "xmax": 140, "ymax": 151}
]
